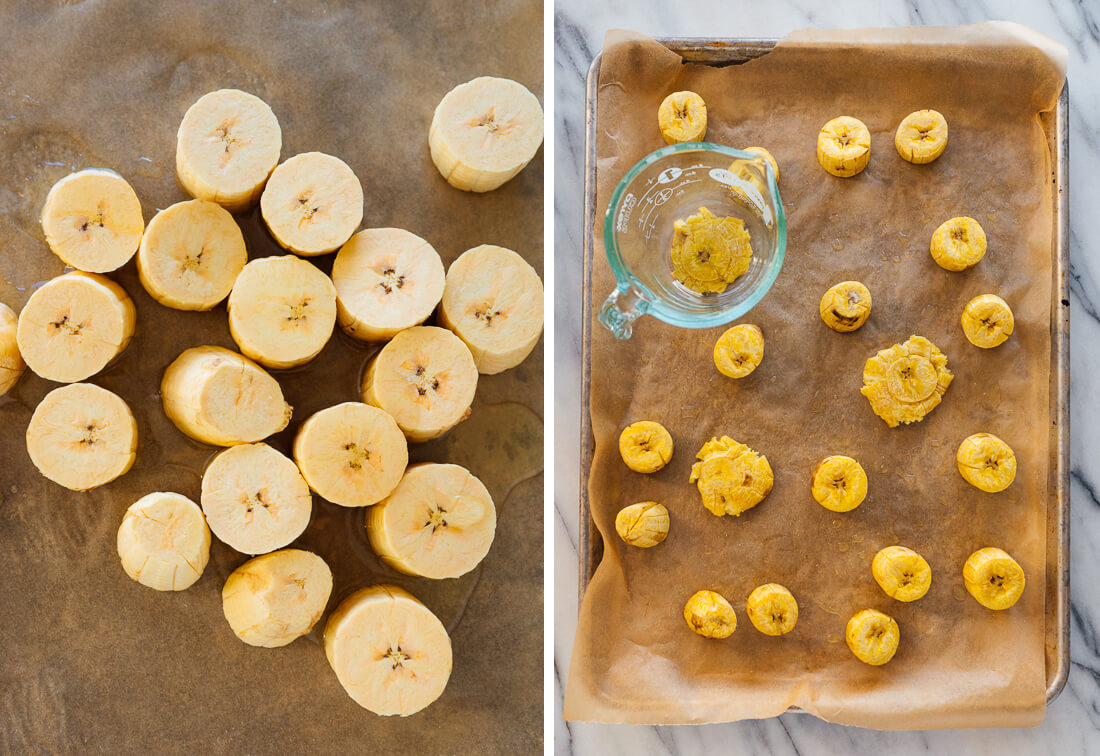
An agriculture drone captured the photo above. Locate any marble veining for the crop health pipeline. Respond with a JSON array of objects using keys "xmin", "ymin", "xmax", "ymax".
[{"xmin": 554, "ymin": 1, "xmax": 1100, "ymax": 752}]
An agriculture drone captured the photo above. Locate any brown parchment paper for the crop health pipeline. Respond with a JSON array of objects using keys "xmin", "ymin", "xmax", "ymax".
[
  {"xmin": 0, "ymin": 1, "xmax": 542, "ymax": 752},
  {"xmin": 565, "ymin": 23, "xmax": 1066, "ymax": 729}
]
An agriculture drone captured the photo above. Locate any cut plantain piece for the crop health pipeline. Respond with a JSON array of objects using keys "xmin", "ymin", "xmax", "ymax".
[
  {"xmin": 16, "ymin": 271, "xmax": 135, "ymax": 384},
  {"xmin": 117, "ymin": 492, "xmax": 210, "ymax": 591},
  {"xmin": 742, "ymin": 146, "xmax": 779, "ymax": 183},
  {"xmin": 0, "ymin": 302, "xmax": 26, "ymax": 396},
  {"xmin": 333, "ymin": 228, "xmax": 445, "ymax": 343},
  {"xmin": 820, "ymin": 281, "xmax": 872, "ymax": 333},
  {"xmin": 201, "ymin": 442, "xmax": 311, "ymax": 555},
  {"xmin": 325, "ymin": 584, "xmax": 452, "ymax": 716},
  {"xmin": 137, "ymin": 199, "xmax": 247, "ymax": 311},
  {"xmin": 713, "ymin": 324, "xmax": 764, "ymax": 378},
  {"xmin": 746, "ymin": 583, "xmax": 798, "ymax": 636},
  {"xmin": 614, "ymin": 502, "xmax": 669, "ymax": 548},
  {"xmin": 963, "ymin": 547, "xmax": 1025, "ymax": 610},
  {"xmin": 658, "ymin": 91, "xmax": 707, "ymax": 145},
  {"xmin": 439, "ymin": 245, "xmax": 544, "ymax": 375},
  {"xmin": 618, "ymin": 421, "xmax": 673, "ymax": 474},
  {"xmin": 961, "ymin": 294, "xmax": 1014, "ymax": 348},
  {"xmin": 260, "ymin": 152, "xmax": 363, "ymax": 256},
  {"xmin": 41, "ymin": 169, "xmax": 144, "ymax": 273},
  {"xmin": 690, "ymin": 436, "xmax": 773, "ymax": 517},
  {"xmin": 861, "ymin": 335, "xmax": 953, "ymax": 427},
  {"xmin": 670, "ymin": 207, "xmax": 753, "ymax": 295},
  {"xmin": 817, "ymin": 116, "xmax": 871, "ymax": 177},
  {"xmin": 846, "ymin": 609, "xmax": 900, "ymax": 665},
  {"xmin": 292, "ymin": 402, "xmax": 408, "ymax": 508},
  {"xmin": 956, "ymin": 432, "xmax": 1016, "ymax": 492},
  {"xmin": 428, "ymin": 76, "xmax": 544, "ymax": 193},
  {"xmin": 228, "ymin": 255, "xmax": 337, "ymax": 369},
  {"xmin": 176, "ymin": 89, "xmax": 282, "ymax": 213},
  {"xmin": 161, "ymin": 345, "xmax": 292, "ymax": 446},
  {"xmin": 872, "ymin": 546, "xmax": 932, "ymax": 602},
  {"xmin": 930, "ymin": 216, "xmax": 986, "ymax": 271},
  {"xmin": 895, "ymin": 109, "xmax": 948, "ymax": 164},
  {"xmin": 683, "ymin": 589, "xmax": 736, "ymax": 639},
  {"xmin": 26, "ymin": 383, "xmax": 137, "ymax": 491},
  {"xmin": 811, "ymin": 455, "xmax": 868, "ymax": 513},
  {"xmin": 221, "ymin": 549, "xmax": 332, "ymax": 647},
  {"xmin": 367, "ymin": 463, "xmax": 495, "ymax": 579},
  {"xmin": 361, "ymin": 326, "xmax": 478, "ymax": 443}
]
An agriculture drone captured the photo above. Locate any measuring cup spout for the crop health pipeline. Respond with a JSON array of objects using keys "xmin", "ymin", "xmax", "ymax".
[{"xmin": 598, "ymin": 286, "xmax": 649, "ymax": 340}]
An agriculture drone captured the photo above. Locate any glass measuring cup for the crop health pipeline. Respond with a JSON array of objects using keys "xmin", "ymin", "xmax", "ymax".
[{"xmin": 599, "ymin": 143, "xmax": 786, "ymax": 339}]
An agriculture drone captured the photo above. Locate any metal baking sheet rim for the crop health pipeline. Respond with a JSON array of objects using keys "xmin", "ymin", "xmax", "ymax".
[{"xmin": 576, "ymin": 37, "xmax": 1070, "ymax": 709}]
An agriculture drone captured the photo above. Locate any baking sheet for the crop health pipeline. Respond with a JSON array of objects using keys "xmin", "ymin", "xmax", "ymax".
[
  {"xmin": 0, "ymin": 1, "xmax": 543, "ymax": 752},
  {"xmin": 565, "ymin": 24, "xmax": 1066, "ymax": 729}
]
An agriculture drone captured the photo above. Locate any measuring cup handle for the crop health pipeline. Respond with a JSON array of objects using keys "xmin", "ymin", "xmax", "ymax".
[{"xmin": 598, "ymin": 287, "xmax": 648, "ymax": 340}]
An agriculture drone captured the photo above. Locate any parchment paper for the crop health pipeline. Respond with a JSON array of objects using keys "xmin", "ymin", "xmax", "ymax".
[
  {"xmin": 0, "ymin": 1, "xmax": 542, "ymax": 752},
  {"xmin": 566, "ymin": 23, "xmax": 1066, "ymax": 729}
]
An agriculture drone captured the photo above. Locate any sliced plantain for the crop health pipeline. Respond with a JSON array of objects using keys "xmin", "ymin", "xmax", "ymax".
[
  {"xmin": 176, "ymin": 89, "xmax": 282, "ymax": 213},
  {"xmin": 0, "ymin": 302, "xmax": 26, "ymax": 396},
  {"xmin": 820, "ymin": 281, "xmax": 872, "ymax": 332},
  {"xmin": 930, "ymin": 216, "xmax": 986, "ymax": 271},
  {"xmin": 817, "ymin": 116, "xmax": 871, "ymax": 177},
  {"xmin": 428, "ymin": 76, "xmax": 544, "ymax": 193},
  {"xmin": 439, "ymin": 244, "xmax": 544, "ymax": 375},
  {"xmin": 137, "ymin": 199, "xmax": 247, "ymax": 311},
  {"xmin": 846, "ymin": 609, "xmax": 900, "ymax": 666},
  {"xmin": 17, "ymin": 272, "xmax": 135, "ymax": 384},
  {"xmin": 361, "ymin": 326, "xmax": 478, "ymax": 443},
  {"xmin": 614, "ymin": 501, "xmax": 669, "ymax": 548},
  {"xmin": 26, "ymin": 383, "xmax": 137, "ymax": 491},
  {"xmin": 745, "ymin": 583, "xmax": 799, "ymax": 636},
  {"xmin": 683, "ymin": 589, "xmax": 736, "ymax": 639},
  {"xmin": 956, "ymin": 432, "xmax": 1016, "ymax": 493},
  {"xmin": 200, "ymin": 442, "xmax": 312, "ymax": 555},
  {"xmin": 743, "ymin": 146, "xmax": 779, "ymax": 183},
  {"xmin": 861, "ymin": 335, "xmax": 953, "ymax": 427},
  {"xmin": 961, "ymin": 294, "xmax": 1014, "ymax": 348},
  {"xmin": 325, "ymin": 584, "xmax": 452, "ymax": 716},
  {"xmin": 713, "ymin": 323, "xmax": 764, "ymax": 378},
  {"xmin": 811, "ymin": 455, "xmax": 868, "ymax": 513},
  {"xmin": 161, "ymin": 346, "xmax": 292, "ymax": 446},
  {"xmin": 367, "ymin": 463, "xmax": 495, "ymax": 579},
  {"xmin": 618, "ymin": 421, "xmax": 673, "ymax": 474},
  {"xmin": 40, "ymin": 169, "xmax": 144, "ymax": 273},
  {"xmin": 872, "ymin": 546, "xmax": 931, "ymax": 602},
  {"xmin": 658, "ymin": 91, "xmax": 707, "ymax": 144},
  {"xmin": 963, "ymin": 547, "xmax": 1025, "ymax": 610},
  {"xmin": 228, "ymin": 255, "xmax": 337, "ymax": 369},
  {"xmin": 292, "ymin": 402, "xmax": 408, "ymax": 508},
  {"xmin": 895, "ymin": 109, "xmax": 948, "ymax": 164},
  {"xmin": 690, "ymin": 436, "xmax": 773, "ymax": 517},
  {"xmin": 117, "ymin": 492, "xmax": 210, "ymax": 591},
  {"xmin": 333, "ymin": 228, "xmax": 445, "ymax": 343},
  {"xmin": 221, "ymin": 548, "xmax": 332, "ymax": 647},
  {"xmin": 670, "ymin": 207, "xmax": 753, "ymax": 295},
  {"xmin": 260, "ymin": 152, "xmax": 363, "ymax": 256}
]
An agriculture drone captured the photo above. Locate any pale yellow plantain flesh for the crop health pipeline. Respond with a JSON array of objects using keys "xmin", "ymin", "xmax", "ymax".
[
  {"xmin": 745, "ymin": 583, "xmax": 798, "ymax": 636},
  {"xmin": 0, "ymin": 302, "xmax": 26, "ymax": 396},
  {"xmin": 618, "ymin": 421, "xmax": 673, "ymax": 474},
  {"xmin": 930, "ymin": 216, "xmax": 986, "ymax": 271},
  {"xmin": 689, "ymin": 436, "xmax": 773, "ymax": 517},
  {"xmin": 961, "ymin": 294, "xmax": 1014, "ymax": 348},
  {"xmin": 846, "ymin": 609, "xmax": 900, "ymax": 665},
  {"xmin": 683, "ymin": 589, "xmax": 736, "ymax": 639},
  {"xmin": 41, "ymin": 169, "xmax": 144, "ymax": 273},
  {"xmin": 895, "ymin": 109, "xmax": 948, "ymax": 164},
  {"xmin": 658, "ymin": 91, "xmax": 707, "ymax": 144},
  {"xmin": 670, "ymin": 207, "xmax": 754, "ymax": 295},
  {"xmin": 713, "ymin": 324, "xmax": 764, "ymax": 379},
  {"xmin": 260, "ymin": 152, "xmax": 363, "ymax": 256},
  {"xmin": 742, "ymin": 146, "xmax": 779, "ymax": 183},
  {"xmin": 117, "ymin": 492, "xmax": 210, "ymax": 591},
  {"xmin": 820, "ymin": 281, "xmax": 872, "ymax": 332},
  {"xmin": 956, "ymin": 432, "xmax": 1016, "ymax": 492},
  {"xmin": 861, "ymin": 335, "xmax": 953, "ymax": 427},
  {"xmin": 817, "ymin": 116, "xmax": 871, "ymax": 177},
  {"xmin": 811, "ymin": 455, "xmax": 868, "ymax": 513},
  {"xmin": 963, "ymin": 547, "xmax": 1026, "ymax": 610},
  {"xmin": 872, "ymin": 546, "xmax": 932, "ymax": 602},
  {"xmin": 222, "ymin": 549, "xmax": 332, "ymax": 647},
  {"xmin": 614, "ymin": 502, "xmax": 669, "ymax": 548}
]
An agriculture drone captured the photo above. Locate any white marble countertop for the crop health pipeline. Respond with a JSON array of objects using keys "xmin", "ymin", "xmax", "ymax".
[{"xmin": 553, "ymin": 1, "xmax": 1100, "ymax": 752}]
